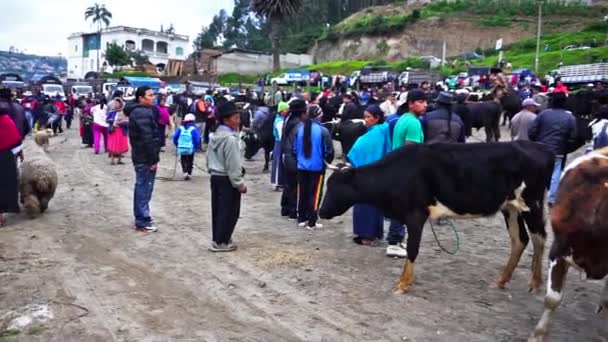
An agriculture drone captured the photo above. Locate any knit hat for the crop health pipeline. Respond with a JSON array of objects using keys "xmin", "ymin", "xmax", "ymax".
[
  {"xmin": 289, "ymin": 99, "xmax": 307, "ymax": 114},
  {"xmin": 204, "ymin": 95, "xmax": 215, "ymax": 105},
  {"xmin": 277, "ymin": 101, "xmax": 290, "ymax": 113},
  {"xmin": 308, "ymin": 104, "xmax": 323, "ymax": 119},
  {"xmin": 183, "ymin": 113, "xmax": 196, "ymax": 122},
  {"xmin": 217, "ymin": 101, "xmax": 239, "ymax": 121},
  {"xmin": 435, "ymin": 92, "xmax": 453, "ymax": 105},
  {"xmin": 365, "ymin": 104, "xmax": 384, "ymax": 117}
]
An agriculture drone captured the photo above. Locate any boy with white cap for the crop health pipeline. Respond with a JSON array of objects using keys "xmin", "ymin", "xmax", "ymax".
[{"xmin": 173, "ymin": 113, "xmax": 201, "ymax": 180}]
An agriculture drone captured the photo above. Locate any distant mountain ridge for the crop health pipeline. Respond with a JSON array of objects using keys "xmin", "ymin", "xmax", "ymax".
[{"xmin": 0, "ymin": 50, "xmax": 67, "ymax": 81}]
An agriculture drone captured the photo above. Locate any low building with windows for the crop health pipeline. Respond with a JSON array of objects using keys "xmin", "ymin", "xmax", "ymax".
[{"xmin": 67, "ymin": 26, "xmax": 189, "ymax": 79}]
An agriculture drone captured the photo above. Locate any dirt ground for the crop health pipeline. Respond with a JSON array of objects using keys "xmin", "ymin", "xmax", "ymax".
[{"xmin": 1, "ymin": 125, "xmax": 606, "ymax": 342}]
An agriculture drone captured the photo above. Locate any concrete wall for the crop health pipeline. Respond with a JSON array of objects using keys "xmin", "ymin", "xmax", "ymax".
[{"xmin": 216, "ymin": 51, "xmax": 314, "ymax": 75}]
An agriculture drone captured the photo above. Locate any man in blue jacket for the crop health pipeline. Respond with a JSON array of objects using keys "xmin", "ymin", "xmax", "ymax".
[{"xmin": 528, "ymin": 92, "xmax": 577, "ymax": 206}]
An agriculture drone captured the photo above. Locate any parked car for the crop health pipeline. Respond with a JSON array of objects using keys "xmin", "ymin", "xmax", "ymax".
[
  {"xmin": 463, "ymin": 52, "xmax": 484, "ymax": 60},
  {"xmin": 420, "ymin": 55, "xmax": 443, "ymax": 68},
  {"xmin": 563, "ymin": 45, "xmax": 591, "ymax": 51}
]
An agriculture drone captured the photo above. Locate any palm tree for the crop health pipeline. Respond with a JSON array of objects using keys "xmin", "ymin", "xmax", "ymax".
[
  {"xmin": 251, "ymin": 0, "xmax": 303, "ymax": 71},
  {"xmin": 84, "ymin": 3, "xmax": 112, "ymax": 73}
]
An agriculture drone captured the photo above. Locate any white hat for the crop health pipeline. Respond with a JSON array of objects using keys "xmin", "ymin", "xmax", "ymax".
[
  {"xmin": 522, "ymin": 98, "xmax": 541, "ymax": 107},
  {"xmin": 183, "ymin": 113, "xmax": 196, "ymax": 122},
  {"xmin": 23, "ymin": 91, "xmax": 33, "ymax": 96}
]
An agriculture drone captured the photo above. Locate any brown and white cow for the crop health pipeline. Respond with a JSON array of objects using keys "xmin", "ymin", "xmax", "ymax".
[{"xmin": 530, "ymin": 148, "xmax": 608, "ymax": 342}]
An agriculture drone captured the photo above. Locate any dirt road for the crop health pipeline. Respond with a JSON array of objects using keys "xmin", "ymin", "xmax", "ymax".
[{"xmin": 0, "ymin": 127, "xmax": 606, "ymax": 341}]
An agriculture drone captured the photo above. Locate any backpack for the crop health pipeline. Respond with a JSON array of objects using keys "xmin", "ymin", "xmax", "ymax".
[
  {"xmin": 594, "ymin": 122, "xmax": 608, "ymax": 150},
  {"xmin": 177, "ymin": 126, "xmax": 196, "ymax": 155}
]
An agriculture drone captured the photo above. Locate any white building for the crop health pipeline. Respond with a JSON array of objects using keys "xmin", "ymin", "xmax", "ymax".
[{"xmin": 67, "ymin": 26, "xmax": 189, "ymax": 79}]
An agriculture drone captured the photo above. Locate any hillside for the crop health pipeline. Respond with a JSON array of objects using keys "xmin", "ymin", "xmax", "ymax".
[
  {"xmin": 0, "ymin": 51, "xmax": 67, "ymax": 81},
  {"xmin": 310, "ymin": 0, "xmax": 607, "ymax": 62}
]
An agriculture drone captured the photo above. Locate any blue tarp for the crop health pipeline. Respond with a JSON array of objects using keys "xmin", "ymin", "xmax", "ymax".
[
  {"xmin": 123, "ymin": 77, "xmax": 162, "ymax": 89},
  {"xmin": 1, "ymin": 81, "xmax": 26, "ymax": 88}
]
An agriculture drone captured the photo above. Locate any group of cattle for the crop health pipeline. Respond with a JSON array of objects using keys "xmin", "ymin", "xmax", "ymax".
[{"xmin": 237, "ymin": 89, "xmax": 608, "ymax": 340}]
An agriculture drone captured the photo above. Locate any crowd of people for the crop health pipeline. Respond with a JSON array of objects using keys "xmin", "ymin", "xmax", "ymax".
[{"xmin": 1, "ymin": 71, "xmax": 608, "ymax": 254}]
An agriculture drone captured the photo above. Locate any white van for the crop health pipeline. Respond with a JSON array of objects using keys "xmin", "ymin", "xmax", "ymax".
[
  {"xmin": 71, "ymin": 85, "xmax": 94, "ymax": 98},
  {"xmin": 42, "ymin": 84, "xmax": 66, "ymax": 100}
]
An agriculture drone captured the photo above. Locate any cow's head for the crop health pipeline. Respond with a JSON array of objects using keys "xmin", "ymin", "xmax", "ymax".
[
  {"xmin": 242, "ymin": 130, "xmax": 261, "ymax": 160},
  {"xmin": 319, "ymin": 163, "xmax": 360, "ymax": 220}
]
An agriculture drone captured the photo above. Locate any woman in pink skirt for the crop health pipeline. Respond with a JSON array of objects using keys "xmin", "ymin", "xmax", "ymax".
[{"xmin": 106, "ymin": 98, "xmax": 129, "ymax": 165}]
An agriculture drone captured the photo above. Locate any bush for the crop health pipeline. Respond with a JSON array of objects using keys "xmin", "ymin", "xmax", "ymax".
[
  {"xmin": 479, "ymin": 15, "xmax": 511, "ymax": 27},
  {"xmin": 412, "ymin": 9, "xmax": 421, "ymax": 20},
  {"xmin": 105, "ymin": 70, "xmax": 150, "ymax": 78},
  {"xmin": 368, "ymin": 59, "xmax": 389, "ymax": 66},
  {"xmin": 218, "ymin": 73, "xmax": 259, "ymax": 85},
  {"xmin": 392, "ymin": 57, "xmax": 430, "ymax": 71}
]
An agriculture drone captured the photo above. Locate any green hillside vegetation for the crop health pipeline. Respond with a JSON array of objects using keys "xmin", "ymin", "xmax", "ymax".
[
  {"xmin": 319, "ymin": 0, "xmax": 606, "ymax": 42},
  {"xmin": 217, "ymin": 20, "xmax": 608, "ymax": 85}
]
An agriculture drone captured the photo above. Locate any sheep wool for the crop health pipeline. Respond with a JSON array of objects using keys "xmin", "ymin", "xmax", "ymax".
[{"xmin": 19, "ymin": 154, "xmax": 58, "ymax": 218}]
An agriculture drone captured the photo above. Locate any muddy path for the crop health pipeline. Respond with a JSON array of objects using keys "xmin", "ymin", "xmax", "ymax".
[{"xmin": 0, "ymin": 127, "xmax": 606, "ymax": 342}]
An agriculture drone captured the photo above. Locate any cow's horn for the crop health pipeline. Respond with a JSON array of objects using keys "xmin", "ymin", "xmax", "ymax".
[{"xmin": 325, "ymin": 162, "xmax": 340, "ymax": 170}]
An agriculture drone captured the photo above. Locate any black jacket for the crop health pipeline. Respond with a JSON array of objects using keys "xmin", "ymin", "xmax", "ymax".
[
  {"xmin": 281, "ymin": 113, "xmax": 301, "ymax": 172},
  {"xmin": 341, "ymin": 102, "xmax": 361, "ymax": 121},
  {"xmin": 423, "ymin": 108, "xmax": 466, "ymax": 144},
  {"xmin": 125, "ymin": 103, "xmax": 160, "ymax": 165},
  {"xmin": 528, "ymin": 108, "xmax": 577, "ymax": 156}
]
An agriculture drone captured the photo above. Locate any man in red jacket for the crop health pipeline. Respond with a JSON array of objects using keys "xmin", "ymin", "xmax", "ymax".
[{"xmin": 53, "ymin": 95, "xmax": 66, "ymax": 134}]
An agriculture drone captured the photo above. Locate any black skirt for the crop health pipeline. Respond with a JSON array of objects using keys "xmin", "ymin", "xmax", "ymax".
[
  {"xmin": 82, "ymin": 123, "xmax": 94, "ymax": 145},
  {"xmin": 0, "ymin": 150, "xmax": 19, "ymax": 213}
]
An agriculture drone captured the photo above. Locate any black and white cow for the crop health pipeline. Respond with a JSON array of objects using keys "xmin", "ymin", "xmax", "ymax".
[{"xmin": 319, "ymin": 141, "xmax": 555, "ymax": 294}]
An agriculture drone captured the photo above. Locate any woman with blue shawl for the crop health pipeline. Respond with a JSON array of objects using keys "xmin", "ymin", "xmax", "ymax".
[{"xmin": 347, "ymin": 105, "xmax": 392, "ymax": 245}]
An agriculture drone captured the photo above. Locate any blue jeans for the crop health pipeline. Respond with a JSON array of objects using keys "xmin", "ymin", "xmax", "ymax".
[
  {"xmin": 25, "ymin": 110, "xmax": 33, "ymax": 131},
  {"xmin": 548, "ymin": 156, "xmax": 563, "ymax": 205},
  {"xmin": 134, "ymin": 164, "xmax": 157, "ymax": 228},
  {"xmin": 387, "ymin": 219, "xmax": 407, "ymax": 245}
]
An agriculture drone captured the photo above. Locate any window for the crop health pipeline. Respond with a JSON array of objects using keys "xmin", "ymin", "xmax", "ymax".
[
  {"xmin": 90, "ymin": 59, "xmax": 94, "ymax": 70},
  {"xmin": 125, "ymin": 40, "xmax": 136, "ymax": 51},
  {"xmin": 156, "ymin": 41, "xmax": 168, "ymax": 54},
  {"xmin": 75, "ymin": 45, "xmax": 78, "ymax": 52},
  {"xmin": 176, "ymin": 47, "xmax": 184, "ymax": 56},
  {"xmin": 142, "ymin": 39, "xmax": 154, "ymax": 52}
]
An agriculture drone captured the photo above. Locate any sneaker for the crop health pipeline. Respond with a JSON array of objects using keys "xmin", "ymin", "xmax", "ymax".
[
  {"xmin": 386, "ymin": 243, "xmax": 407, "ymax": 258},
  {"xmin": 209, "ymin": 242, "xmax": 237, "ymax": 252},
  {"xmin": 288, "ymin": 214, "xmax": 297, "ymax": 221},
  {"xmin": 136, "ymin": 225, "xmax": 158, "ymax": 233},
  {"xmin": 298, "ymin": 221, "xmax": 307, "ymax": 227},
  {"xmin": 184, "ymin": 173, "xmax": 191, "ymax": 181},
  {"xmin": 306, "ymin": 223, "xmax": 323, "ymax": 231}
]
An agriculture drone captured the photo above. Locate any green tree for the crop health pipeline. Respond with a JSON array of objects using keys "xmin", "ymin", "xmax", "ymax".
[
  {"xmin": 193, "ymin": 26, "xmax": 217, "ymax": 51},
  {"xmin": 84, "ymin": 3, "xmax": 112, "ymax": 73},
  {"xmin": 251, "ymin": 0, "xmax": 304, "ymax": 71},
  {"xmin": 104, "ymin": 43, "xmax": 131, "ymax": 70},
  {"xmin": 129, "ymin": 50, "xmax": 150, "ymax": 67}
]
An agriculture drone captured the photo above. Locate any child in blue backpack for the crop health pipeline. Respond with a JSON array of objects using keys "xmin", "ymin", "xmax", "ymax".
[{"xmin": 173, "ymin": 114, "xmax": 201, "ymax": 180}]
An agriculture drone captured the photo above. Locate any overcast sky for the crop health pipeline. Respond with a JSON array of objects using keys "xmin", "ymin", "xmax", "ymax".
[{"xmin": 0, "ymin": 0, "xmax": 234, "ymax": 56}]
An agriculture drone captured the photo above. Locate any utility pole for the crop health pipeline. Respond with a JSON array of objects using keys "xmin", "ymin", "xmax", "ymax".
[
  {"xmin": 534, "ymin": 0, "xmax": 543, "ymax": 73},
  {"xmin": 441, "ymin": 40, "xmax": 447, "ymax": 67}
]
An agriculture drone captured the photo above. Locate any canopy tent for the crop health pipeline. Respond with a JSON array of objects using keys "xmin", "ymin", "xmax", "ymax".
[{"xmin": 121, "ymin": 77, "xmax": 162, "ymax": 90}]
